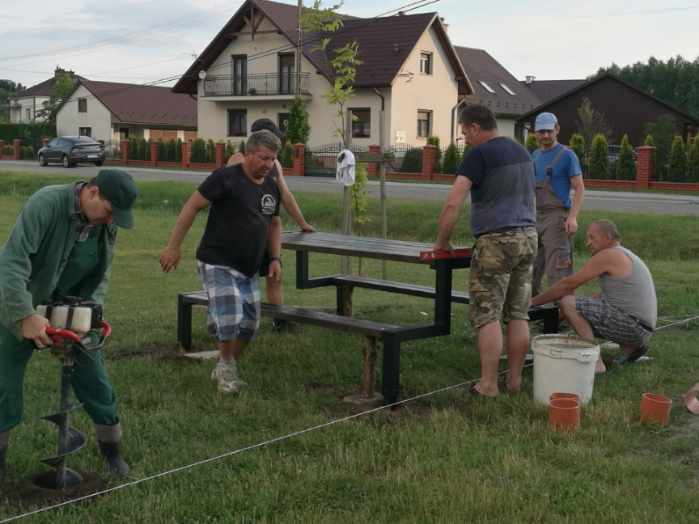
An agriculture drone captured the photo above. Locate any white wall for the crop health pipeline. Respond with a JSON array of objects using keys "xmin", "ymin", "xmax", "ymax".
[
  {"xmin": 389, "ymin": 24, "xmax": 460, "ymax": 148},
  {"xmin": 56, "ymin": 85, "xmax": 113, "ymax": 141},
  {"xmin": 9, "ymin": 96, "xmax": 50, "ymax": 123},
  {"xmin": 497, "ymin": 118, "xmax": 516, "ymax": 139}
]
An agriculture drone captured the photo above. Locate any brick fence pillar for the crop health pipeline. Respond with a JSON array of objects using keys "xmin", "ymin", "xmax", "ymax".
[
  {"xmin": 0, "ymin": 140, "xmax": 4, "ymax": 160},
  {"xmin": 635, "ymin": 145, "xmax": 654, "ymax": 189},
  {"xmin": 215, "ymin": 142, "xmax": 225, "ymax": 168},
  {"xmin": 150, "ymin": 141, "xmax": 159, "ymax": 166},
  {"xmin": 293, "ymin": 143, "xmax": 305, "ymax": 176},
  {"xmin": 12, "ymin": 139, "xmax": 21, "ymax": 160},
  {"xmin": 367, "ymin": 144, "xmax": 381, "ymax": 176},
  {"xmin": 120, "ymin": 140, "xmax": 129, "ymax": 163},
  {"xmin": 181, "ymin": 141, "xmax": 191, "ymax": 168},
  {"xmin": 421, "ymin": 144, "xmax": 437, "ymax": 180}
]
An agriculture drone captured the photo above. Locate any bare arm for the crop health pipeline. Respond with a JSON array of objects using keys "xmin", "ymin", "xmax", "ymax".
[
  {"xmin": 276, "ymin": 161, "xmax": 314, "ymax": 232},
  {"xmin": 434, "ymin": 176, "xmax": 472, "ymax": 250},
  {"xmin": 267, "ymin": 215, "xmax": 283, "ymax": 282},
  {"xmin": 531, "ymin": 249, "xmax": 618, "ymax": 306},
  {"xmin": 160, "ymin": 191, "xmax": 210, "ymax": 272},
  {"xmin": 565, "ymin": 175, "xmax": 585, "ymax": 235}
]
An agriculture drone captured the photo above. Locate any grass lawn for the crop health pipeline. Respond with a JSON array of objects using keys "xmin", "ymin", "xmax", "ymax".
[{"xmin": 0, "ymin": 172, "xmax": 698, "ymax": 523}]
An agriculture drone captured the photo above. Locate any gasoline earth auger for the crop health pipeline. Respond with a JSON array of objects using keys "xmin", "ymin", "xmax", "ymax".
[{"xmin": 33, "ymin": 300, "xmax": 111, "ymax": 490}]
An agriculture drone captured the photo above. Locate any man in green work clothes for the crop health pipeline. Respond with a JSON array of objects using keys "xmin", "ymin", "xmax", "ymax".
[{"xmin": 0, "ymin": 169, "xmax": 138, "ymax": 481}]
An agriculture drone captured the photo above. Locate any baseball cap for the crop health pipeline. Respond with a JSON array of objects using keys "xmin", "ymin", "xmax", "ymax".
[
  {"xmin": 534, "ymin": 112, "xmax": 558, "ymax": 132},
  {"xmin": 94, "ymin": 169, "xmax": 139, "ymax": 229},
  {"xmin": 251, "ymin": 118, "xmax": 283, "ymax": 140}
]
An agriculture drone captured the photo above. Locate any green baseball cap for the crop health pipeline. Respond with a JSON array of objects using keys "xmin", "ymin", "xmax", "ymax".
[{"xmin": 94, "ymin": 169, "xmax": 139, "ymax": 229}]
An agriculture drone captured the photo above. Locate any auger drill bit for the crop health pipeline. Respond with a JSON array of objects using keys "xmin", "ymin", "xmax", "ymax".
[{"xmin": 40, "ymin": 352, "xmax": 85, "ymax": 489}]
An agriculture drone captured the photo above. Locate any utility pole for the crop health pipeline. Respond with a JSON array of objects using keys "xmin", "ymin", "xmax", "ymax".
[{"xmin": 295, "ymin": 0, "xmax": 303, "ymax": 96}]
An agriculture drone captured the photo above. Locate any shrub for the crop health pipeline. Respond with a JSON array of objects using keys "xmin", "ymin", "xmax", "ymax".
[
  {"xmin": 427, "ymin": 136, "xmax": 441, "ymax": 172},
  {"xmin": 3, "ymin": 145, "xmax": 14, "ymax": 156},
  {"xmin": 442, "ymin": 143, "xmax": 461, "ymax": 174},
  {"xmin": 589, "ymin": 133, "xmax": 608, "ymax": 179},
  {"xmin": 238, "ymin": 140, "xmax": 246, "ymax": 154},
  {"xmin": 279, "ymin": 142, "xmax": 294, "ymax": 168},
  {"xmin": 20, "ymin": 145, "xmax": 34, "ymax": 160},
  {"xmin": 400, "ymin": 148, "xmax": 422, "ymax": 172},
  {"xmin": 287, "ymin": 97, "xmax": 310, "ymax": 144},
  {"xmin": 206, "ymin": 139, "xmax": 216, "ymax": 163},
  {"xmin": 525, "ymin": 133, "xmax": 538, "ymax": 153},
  {"xmin": 667, "ymin": 135, "xmax": 687, "ymax": 182},
  {"xmin": 644, "ymin": 134, "xmax": 657, "ymax": 179},
  {"xmin": 225, "ymin": 140, "xmax": 236, "ymax": 161},
  {"xmin": 645, "ymin": 115, "xmax": 675, "ymax": 180},
  {"xmin": 615, "ymin": 134, "xmax": 635, "ymax": 180},
  {"xmin": 175, "ymin": 138, "xmax": 183, "ymax": 162},
  {"xmin": 688, "ymin": 136, "xmax": 699, "ymax": 182},
  {"xmin": 569, "ymin": 133, "xmax": 586, "ymax": 174},
  {"xmin": 143, "ymin": 139, "xmax": 151, "ymax": 161},
  {"xmin": 191, "ymin": 139, "xmax": 207, "ymax": 163}
]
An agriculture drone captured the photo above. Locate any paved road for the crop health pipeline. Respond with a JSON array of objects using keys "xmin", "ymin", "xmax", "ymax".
[{"xmin": 2, "ymin": 160, "xmax": 699, "ymax": 215}]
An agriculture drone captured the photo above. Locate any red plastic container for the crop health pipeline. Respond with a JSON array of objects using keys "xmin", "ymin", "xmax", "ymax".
[
  {"xmin": 548, "ymin": 398, "xmax": 581, "ymax": 431},
  {"xmin": 640, "ymin": 393, "xmax": 672, "ymax": 426}
]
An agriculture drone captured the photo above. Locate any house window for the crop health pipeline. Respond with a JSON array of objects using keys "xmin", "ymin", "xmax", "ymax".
[
  {"xmin": 500, "ymin": 83, "xmax": 516, "ymax": 95},
  {"xmin": 419, "ymin": 52, "xmax": 433, "ymax": 75},
  {"xmin": 478, "ymin": 80, "xmax": 495, "ymax": 93},
  {"xmin": 228, "ymin": 109, "xmax": 247, "ymax": 137},
  {"xmin": 279, "ymin": 53, "xmax": 295, "ymax": 95},
  {"xmin": 278, "ymin": 113, "xmax": 290, "ymax": 135},
  {"xmin": 417, "ymin": 110, "xmax": 432, "ymax": 138},
  {"xmin": 78, "ymin": 98, "xmax": 87, "ymax": 112},
  {"xmin": 79, "ymin": 127, "xmax": 92, "ymax": 137},
  {"xmin": 25, "ymin": 108, "xmax": 31, "ymax": 121},
  {"xmin": 231, "ymin": 55, "xmax": 247, "ymax": 96},
  {"xmin": 350, "ymin": 108, "xmax": 371, "ymax": 138}
]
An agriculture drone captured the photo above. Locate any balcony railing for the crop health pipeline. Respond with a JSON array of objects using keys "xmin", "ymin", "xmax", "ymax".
[{"xmin": 203, "ymin": 73, "xmax": 311, "ymax": 97}]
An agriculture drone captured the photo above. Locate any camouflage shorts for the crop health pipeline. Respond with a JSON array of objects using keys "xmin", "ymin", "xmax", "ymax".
[{"xmin": 469, "ymin": 227, "xmax": 538, "ymax": 329}]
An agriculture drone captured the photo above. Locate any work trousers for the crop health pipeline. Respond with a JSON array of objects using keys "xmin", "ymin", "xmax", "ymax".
[
  {"xmin": 532, "ymin": 206, "xmax": 573, "ymax": 296},
  {"xmin": 0, "ymin": 324, "xmax": 118, "ymax": 433}
]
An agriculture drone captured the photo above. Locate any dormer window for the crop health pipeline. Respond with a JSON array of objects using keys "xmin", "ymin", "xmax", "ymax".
[
  {"xmin": 500, "ymin": 83, "xmax": 516, "ymax": 95},
  {"xmin": 419, "ymin": 52, "xmax": 433, "ymax": 75},
  {"xmin": 479, "ymin": 81, "xmax": 495, "ymax": 93}
]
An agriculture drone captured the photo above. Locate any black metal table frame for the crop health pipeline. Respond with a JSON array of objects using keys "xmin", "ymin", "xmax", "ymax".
[{"xmin": 288, "ymin": 239, "xmax": 471, "ymax": 404}]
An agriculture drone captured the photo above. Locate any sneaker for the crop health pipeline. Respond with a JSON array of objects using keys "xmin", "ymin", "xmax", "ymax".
[{"xmin": 211, "ymin": 359, "xmax": 247, "ymax": 394}]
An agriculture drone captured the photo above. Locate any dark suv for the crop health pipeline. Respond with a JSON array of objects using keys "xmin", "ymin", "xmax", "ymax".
[{"xmin": 38, "ymin": 136, "xmax": 105, "ymax": 168}]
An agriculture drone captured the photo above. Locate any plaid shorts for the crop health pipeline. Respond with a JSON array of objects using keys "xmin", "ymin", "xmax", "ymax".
[
  {"xmin": 575, "ymin": 296, "xmax": 653, "ymax": 350},
  {"xmin": 196, "ymin": 261, "xmax": 261, "ymax": 343}
]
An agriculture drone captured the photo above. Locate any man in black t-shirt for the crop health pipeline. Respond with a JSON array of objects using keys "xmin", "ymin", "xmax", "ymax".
[
  {"xmin": 160, "ymin": 130, "xmax": 282, "ymax": 393},
  {"xmin": 434, "ymin": 105, "xmax": 537, "ymax": 399}
]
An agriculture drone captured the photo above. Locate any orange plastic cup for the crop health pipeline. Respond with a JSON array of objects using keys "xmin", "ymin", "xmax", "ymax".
[
  {"xmin": 550, "ymin": 392, "xmax": 580, "ymax": 403},
  {"xmin": 640, "ymin": 393, "xmax": 672, "ymax": 426},
  {"xmin": 548, "ymin": 398, "xmax": 581, "ymax": 431}
]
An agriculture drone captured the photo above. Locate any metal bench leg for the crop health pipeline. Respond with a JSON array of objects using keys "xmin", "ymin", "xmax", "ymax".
[
  {"xmin": 336, "ymin": 284, "xmax": 354, "ymax": 317},
  {"xmin": 177, "ymin": 295, "xmax": 194, "ymax": 350},
  {"xmin": 381, "ymin": 333, "xmax": 400, "ymax": 405}
]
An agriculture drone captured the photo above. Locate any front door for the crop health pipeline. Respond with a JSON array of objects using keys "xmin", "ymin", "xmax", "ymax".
[{"xmin": 231, "ymin": 55, "xmax": 247, "ymax": 96}]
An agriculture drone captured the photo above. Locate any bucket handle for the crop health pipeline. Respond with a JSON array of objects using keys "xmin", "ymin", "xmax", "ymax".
[{"xmin": 548, "ymin": 348, "xmax": 599, "ymax": 362}]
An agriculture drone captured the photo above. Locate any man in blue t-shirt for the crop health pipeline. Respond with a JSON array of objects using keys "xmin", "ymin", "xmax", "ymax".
[
  {"xmin": 160, "ymin": 131, "xmax": 282, "ymax": 394},
  {"xmin": 531, "ymin": 112, "xmax": 585, "ymax": 296},
  {"xmin": 435, "ymin": 105, "xmax": 537, "ymax": 398}
]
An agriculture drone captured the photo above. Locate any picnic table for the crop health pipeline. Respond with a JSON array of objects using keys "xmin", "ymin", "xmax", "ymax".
[{"xmin": 177, "ymin": 232, "xmax": 558, "ymax": 405}]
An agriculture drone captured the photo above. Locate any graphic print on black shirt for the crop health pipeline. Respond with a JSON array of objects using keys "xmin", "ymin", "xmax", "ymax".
[{"xmin": 196, "ymin": 165, "xmax": 280, "ymax": 277}]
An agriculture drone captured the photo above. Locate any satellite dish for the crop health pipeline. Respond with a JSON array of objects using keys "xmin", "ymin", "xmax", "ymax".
[{"xmin": 198, "ymin": 70, "xmax": 207, "ymax": 80}]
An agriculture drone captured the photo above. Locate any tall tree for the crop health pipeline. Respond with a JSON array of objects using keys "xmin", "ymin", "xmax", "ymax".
[
  {"xmin": 576, "ymin": 97, "xmax": 612, "ymax": 150},
  {"xmin": 35, "ymin": 70, "xmax": 77, "ymax": 123},
  {"xmin": 0, "ymin": 80, "xmax": 25, "ymax": 123}
]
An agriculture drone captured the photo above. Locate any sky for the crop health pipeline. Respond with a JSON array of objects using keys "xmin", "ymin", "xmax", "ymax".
[{"xmin": 1, "ymin": 0, "xmax": 698, "ymax": 89}]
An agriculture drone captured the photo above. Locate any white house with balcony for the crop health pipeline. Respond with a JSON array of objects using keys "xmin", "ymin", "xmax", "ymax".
[{"xmin": 172, "ymin": 0, "xmax": 472, "ymax": 149}]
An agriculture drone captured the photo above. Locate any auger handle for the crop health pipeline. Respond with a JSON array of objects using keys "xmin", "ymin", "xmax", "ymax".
[{"xmin": 45, "ymin": 326, "xmax": 82, "ymax": 345}]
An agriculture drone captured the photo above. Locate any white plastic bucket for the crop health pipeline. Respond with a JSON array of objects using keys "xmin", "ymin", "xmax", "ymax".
[{"xmin": 532, "ymin": 335, "xmax": 600, "ymax": 405}]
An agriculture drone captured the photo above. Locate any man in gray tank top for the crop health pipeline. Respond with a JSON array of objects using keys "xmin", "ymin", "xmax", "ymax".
[{"xmin": 531, "ymin": 219, "xmax": 657, "ymax": 373}]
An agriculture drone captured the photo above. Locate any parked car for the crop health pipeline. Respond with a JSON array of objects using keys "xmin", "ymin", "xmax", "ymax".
[{"xmin": 37, "ymin": 136, "xmax": 105, "ymax": 168}]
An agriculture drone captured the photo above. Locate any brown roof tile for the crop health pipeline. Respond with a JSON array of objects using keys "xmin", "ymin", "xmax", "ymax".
[
  {"xmin": 454, "ymin": 46, "xmax": 540, "ymax": 117},
  {"xmin": 80, "ymin": 80, "xmax": 196, "ymax": 128},
  {"xmin": 521, "ymin": 79, "xmax": 585, "ymax": 104}
]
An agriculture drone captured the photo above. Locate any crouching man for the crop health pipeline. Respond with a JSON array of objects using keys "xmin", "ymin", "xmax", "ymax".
[
  {"xmin": 0, "ymin": 170, "xmax": 138, "ymax": 481},
  {"xmin": 160, "ymin": 130, "xmax": 282, "ymax": 393},
  {"xmin": 531, "ymin": 220, "xmax": 657, "ymax": 373}
]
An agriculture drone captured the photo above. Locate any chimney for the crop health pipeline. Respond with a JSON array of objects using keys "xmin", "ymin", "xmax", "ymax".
[
  {"xmin": 525, "ymin": 75, "xmax": 536, "ymax": 84},
  {"xmin": 398, "ymin": 11, "xmax": 405, "ymax": 15},
  {"xmin": 440, "ymin": 16, "xmax": 448, "ymax": 32}
]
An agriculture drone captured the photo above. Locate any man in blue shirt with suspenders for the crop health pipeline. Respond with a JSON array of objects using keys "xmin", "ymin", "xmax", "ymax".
[{"xmin": 531, "ymin": 112, "xmax": 585, "ymax": 295}]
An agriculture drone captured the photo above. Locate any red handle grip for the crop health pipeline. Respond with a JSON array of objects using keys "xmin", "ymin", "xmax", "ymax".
[{"xmin": 45, "ymin": 326, "xmax": 82, "ymax": 345}]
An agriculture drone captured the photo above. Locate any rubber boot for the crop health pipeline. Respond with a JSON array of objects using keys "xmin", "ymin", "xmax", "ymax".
[{"xmin": 98, "ymin": 441, "xmax": 130, "ymax": 477}]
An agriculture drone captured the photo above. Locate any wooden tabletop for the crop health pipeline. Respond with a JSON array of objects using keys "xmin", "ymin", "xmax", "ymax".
[{"xmin": 282, "ymin": 232, "xmax": 469, "ymax": 264}]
